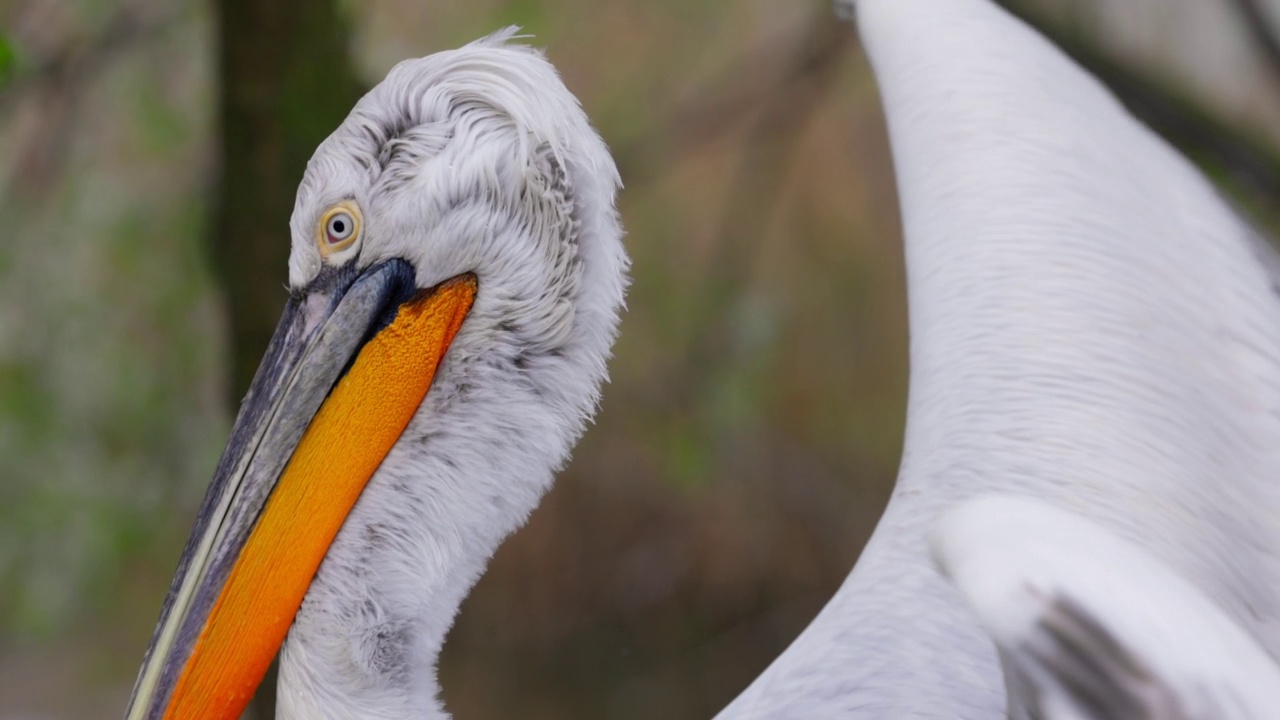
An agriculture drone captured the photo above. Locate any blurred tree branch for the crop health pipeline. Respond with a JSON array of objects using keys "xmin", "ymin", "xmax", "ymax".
[
  {"xmin": 0, "ymin": 5, "xmax": 182, "ymax": 197},
  {"xmin": 614, "ymin": 7, "xmax": 852, "ymax": 191},
  {"xmin": 0, "ymin": 6, "xmax": 175, "ymax": 111},
  {"xmin": 615, "ymin": 4, "xmax": 853, "ymax": 425},
  {"xmin": 1228, "ymin": 0, "xmax": 1280, "ymax": 87},
  {"xmin": 997, "ymin": 0, "xmax": 1280, "ymax": 213},
  {"xmin": 683, "ymin": 10, "xmax": 851, "ymax": 392},
  {"xmin": 613, "ymin": 30, "xmax": 806, "ymax": 187}
]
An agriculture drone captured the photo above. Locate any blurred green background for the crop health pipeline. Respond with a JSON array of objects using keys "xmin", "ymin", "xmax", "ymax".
[{"xmin": 2, "ymin": 0, "xmax": 1280, "ymax": 717}]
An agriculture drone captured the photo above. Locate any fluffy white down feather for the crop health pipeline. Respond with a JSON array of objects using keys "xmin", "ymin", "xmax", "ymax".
[{"xmin": 275, "ymin": 31, "xmax": 627, "ymax": 720}]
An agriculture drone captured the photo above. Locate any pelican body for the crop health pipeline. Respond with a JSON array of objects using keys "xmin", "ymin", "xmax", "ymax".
[{"xmin": 127, "ymin": 31, "xmax": 627, "ymax": 720}]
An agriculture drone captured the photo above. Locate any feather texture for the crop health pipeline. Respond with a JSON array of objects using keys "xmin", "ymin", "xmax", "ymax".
[
  {"xmin": 932, "ymin": 496, "xmax": 1280, "ymax": 720},
  {"xmin": 274, "ymin": 33, "xmax": 627, "ymax": 720},
  {"xmin": 717, "ymin": 1, "xmax": 1280, "ymax": 716}
]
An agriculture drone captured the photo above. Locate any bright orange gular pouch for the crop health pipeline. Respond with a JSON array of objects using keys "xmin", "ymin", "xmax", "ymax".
[{"xmin": 165, "ymin": 274, "xmax": 475, "ymax": 720}]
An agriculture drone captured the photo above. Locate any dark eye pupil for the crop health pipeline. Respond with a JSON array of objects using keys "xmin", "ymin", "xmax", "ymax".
[{"xmin": 332, "ymin": 220, "xmax": 346, "ymax": 234}]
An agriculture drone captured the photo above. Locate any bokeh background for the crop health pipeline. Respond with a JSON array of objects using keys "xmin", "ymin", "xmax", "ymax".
[{"xmin": 3, "ymin": 0, "xmax": 1280, "ymax": 717}]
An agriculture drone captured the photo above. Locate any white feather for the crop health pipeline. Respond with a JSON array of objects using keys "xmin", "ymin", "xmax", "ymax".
[
  {"xmin": 932, "ymin": 495, "xmax": 1280, "ymax": 720},
  {"xmin": 717, "ymin": 0, "xmax": 1280, "ymax": 716}
]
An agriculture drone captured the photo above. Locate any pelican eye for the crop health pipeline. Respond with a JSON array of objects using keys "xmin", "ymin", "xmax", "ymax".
[{"xmin": 318, "ymin": 203, "xmax": 362, "ymax": 255}]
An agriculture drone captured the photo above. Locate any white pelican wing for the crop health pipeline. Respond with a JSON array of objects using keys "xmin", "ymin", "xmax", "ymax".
[
  {"xmin": 932, "ymin": 496, "xmax": 1280, "ymax": 720},
  {"xmin": 719, "ymin": 0, "xmax": 1280, "ymax": 716}
]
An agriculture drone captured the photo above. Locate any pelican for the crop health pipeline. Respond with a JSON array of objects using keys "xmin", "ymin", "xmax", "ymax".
[
  {"xmin": 126, "ymin": 1, "xmax": 1280, "ymax": 718},
  {"xmin": 126, "ymin": 30, "xmax": 627, "ymax": 719},
  {"xmin": 715, "ymin": 0, "xmax": 1280, "ymax": 716}
]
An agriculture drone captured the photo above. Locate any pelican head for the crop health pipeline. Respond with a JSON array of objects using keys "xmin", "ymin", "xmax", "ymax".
[{"xmin": 127, "ymin": 29, "xmax": 627, "ymax": 720}]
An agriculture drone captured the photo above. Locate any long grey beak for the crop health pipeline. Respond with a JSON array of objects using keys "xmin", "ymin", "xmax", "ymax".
[{"xmin": 126, "ymin": 258, "xmax": 420, "ymax": 720}]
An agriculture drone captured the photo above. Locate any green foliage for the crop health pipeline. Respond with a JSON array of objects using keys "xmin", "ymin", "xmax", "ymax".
[
  {"xmin": 499, "ymin": 0, "xmax": 546, "ymax": 32},
  {"xmin": 0, "ymin": 33, "xmax": 15, "ymax": 87},
  {"xmin": 0, "ymin": 1, "xmax": 221, "ymax": 647},
  {"xmin": 133, "ymin": 81, "xmax": 190, "ymax": 156}
]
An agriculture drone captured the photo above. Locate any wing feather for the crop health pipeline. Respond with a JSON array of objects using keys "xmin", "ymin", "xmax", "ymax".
[{"xmin": 931, "ymin": 496, "xmax": 1280, "ymax": 720}]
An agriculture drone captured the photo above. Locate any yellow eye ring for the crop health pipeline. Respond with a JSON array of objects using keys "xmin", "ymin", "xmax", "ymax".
[{"xmin": 317, "ymin": 202, "xmax": 362, "ymax": 255}]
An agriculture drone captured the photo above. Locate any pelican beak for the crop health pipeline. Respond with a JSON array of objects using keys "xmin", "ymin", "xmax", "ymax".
[{"xmin": 126, "ymin": 259, "xmax": 476, "ymax": 720}]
